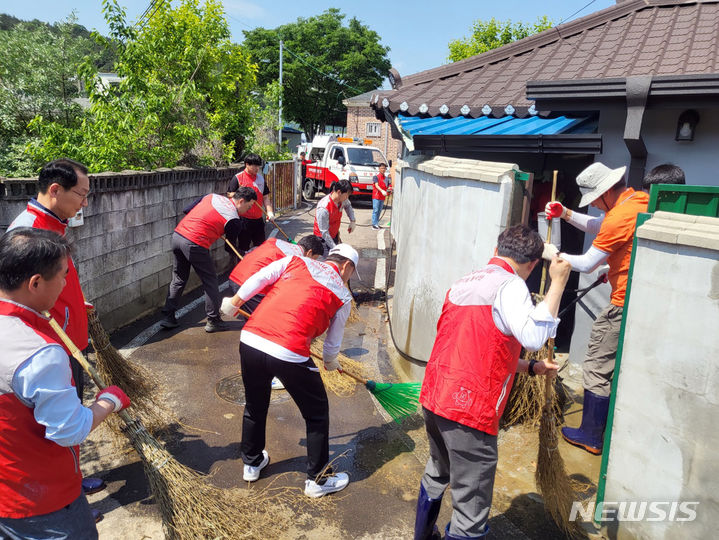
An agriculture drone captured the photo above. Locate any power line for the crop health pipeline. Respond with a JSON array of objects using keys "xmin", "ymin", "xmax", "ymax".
[
  {"xmin": 559, "ymin": 0, "xmax": 600, "ymax": 25},
  {"xmin": 138, "ymin": 0, "xmax": 165, "ymax": 31},
  {"xmin": 135, "ymin": 0, "xmax": 157, "ymax": 27}
]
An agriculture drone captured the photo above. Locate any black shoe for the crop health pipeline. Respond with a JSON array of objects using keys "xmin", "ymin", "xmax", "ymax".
[
  {"xmin": 204, "ymin": 319, "xmax": 227, "ymax": 333},
  {"xmin": 82, "ymin": 477, "xmax": 106, "ymax": 495},
  {"xmin": 160, "ymin": 314, "xmax": 179, "ymax": 329},
  {"xmin": 372, "ymin": 224, "xmax": 381, "ymax": 230}
]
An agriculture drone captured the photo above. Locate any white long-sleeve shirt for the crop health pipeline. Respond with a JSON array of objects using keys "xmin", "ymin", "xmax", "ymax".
[{"xmin": 315, "ymin": 199, "xmax": 356, "ymax": 248}]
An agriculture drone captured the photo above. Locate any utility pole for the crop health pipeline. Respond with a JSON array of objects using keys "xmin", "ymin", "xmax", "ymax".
[{"xmin": 278, "ymin": 40, "xmax": 283, "ymax": 152}]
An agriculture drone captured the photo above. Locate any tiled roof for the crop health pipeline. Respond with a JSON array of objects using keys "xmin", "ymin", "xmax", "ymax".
[{"xmin": 372, "ymin": 0, "xmax": 719, "ymax": 118}]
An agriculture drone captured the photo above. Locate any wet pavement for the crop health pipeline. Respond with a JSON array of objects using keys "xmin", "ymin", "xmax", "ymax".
[{"xmin": 81, "ymin": 197, "xmax": 605, "ymax": 539}]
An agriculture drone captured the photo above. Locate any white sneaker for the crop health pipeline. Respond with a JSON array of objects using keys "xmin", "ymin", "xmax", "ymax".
[
  {"xmin": 304, "ymin": 472, "xmax": 349, "ymax": 498},
  {"xmin": 271, "ymin": 377, "xmax": 285, "ymax": 390},
  {"xmin": 243, "ymin": 450, "xmax": 269, "ymax": 482}
]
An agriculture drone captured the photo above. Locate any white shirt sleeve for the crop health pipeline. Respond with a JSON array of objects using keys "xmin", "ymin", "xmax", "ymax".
[
  {"xmin": 237, "ymin": 256, "xmax": 292, "ymax": 301},
  {"xmin": 322, "ymin": 302, "xmax": 351, "ymax": 363},
  {"xmin": 492, "ymin": 279, "xmax": 560, "ymax": 352},
  {"xmin": 559, "ymin": 246, "xmax": 608, "ymax": 273},
  {"xmin": 342, "ymin": 200, "xmax": 356, "ymax": 222},
  {"xmin": 12, "ymin": 345, "xmax": 93, "ymax": 447},
  {"xmin": 567, "ymin": 210, "xmax": 603, "ymax": 235},
  {"xmin": 315, "ymin": 206, "xmax": 336, "ymax": 248}
]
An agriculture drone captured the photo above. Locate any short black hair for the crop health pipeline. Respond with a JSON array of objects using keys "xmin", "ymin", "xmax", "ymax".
[
  {"xmin": 496, "ymin": 224, "xmax": 543, "ymax": 264},
  {"xmin": 0, "ymin": 228, "xmax": 71, "ymax": 291},
  {"xmin": 232, "ymin": 186, "xmax": 258, "ymax": 201},
  {"xmin": 297, "ymin": 235, "xmax": 323, "ymax": 256},
  {"xmin": 37, "ymin": 159, "xmax": 88, "ymax": 194},
  {"xmin": 244, "ymin": 154, "xmax": 263, "ymax": 166},
  {"xmin": 331, "ymin": 180, "xmax": 354, "ymax": 194},
  {"xmin": 642, "ymin": 164, "xmax": 686, "ymax": 190}
]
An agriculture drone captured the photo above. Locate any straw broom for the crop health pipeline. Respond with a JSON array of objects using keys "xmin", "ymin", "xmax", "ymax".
[
  {"xmin": 534, "ymin": 171, "xmax": 584, "ymax": 538},
  {"xmin": 87, "ymin": 307, "xmax": 174, "ymax": 435},
  {"xmin": 46, "ymin": 313, "xmax": 292, "ymax": 540}
]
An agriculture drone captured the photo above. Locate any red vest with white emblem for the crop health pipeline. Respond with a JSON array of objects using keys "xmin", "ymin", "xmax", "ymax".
[
  {"xmin": 313, "ymin": 194, "xmax": 343, "ymax": 239},
  {"xmin": 229, "ymin": 238, "xmax": 303, "ymax": 292},
  {"xmin": 175, "ymin": 194, "xmax": 239, "ymax": 248},
  {"xmin": 235, "ymin": 170, "xmax": 265, "ymax": 220},
  {"xmin": 0, "ymin": 301, "xmax": 83, "ymax": 518},
  {"xmin": 242, "ymin": 256, "xmax": 351, "ymax": 357},
  {"xmin": 8, "ymin": 200, "xmax": 88, "ymax": 353},
  {"xmin": 420, "ymin": 258, "xmax": 523, "ymax": 436}
]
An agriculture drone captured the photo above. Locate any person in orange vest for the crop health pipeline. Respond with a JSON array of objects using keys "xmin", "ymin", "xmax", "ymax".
[
  {"xmin": 222, "ymin": 244, "xmax": 359, "ymax": 498},
  {"xmin": 227, "ymin": 154, "xmax": 275, "ymax": 255},
  {"xmin": 160, "ymin": 187, "xmax": 256, "ymax": 333},
  {"xmin": 371, "ymin": 163, "xmax": 391, "ymax": 230},
  {"xmin": 543, "ymin": 162, "xmax": 650, "ymax": 455},
  {"xmin": 313, "ymin": 180, "xmax": 356, "ymax": 256},
  {"xmin": 414, "ymin": 225, "xmax": 571, "ymax": 540},
  {"xmin": 0, "ymin": 228, "xmax": 130, "ymax": 540},
  {"xmin": 7, "ymin": 158, "xmax": 108, "ymax": 517}
]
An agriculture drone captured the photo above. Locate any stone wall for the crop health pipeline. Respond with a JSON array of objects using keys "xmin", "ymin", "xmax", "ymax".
[{"xmin": 1, "ymin": 166, "xmax": 241, "ymax": 331}]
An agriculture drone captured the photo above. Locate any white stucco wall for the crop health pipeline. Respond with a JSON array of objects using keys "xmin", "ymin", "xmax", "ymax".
[
  {"xmin": 603, "ymin": 211, "xmax": 719, "ymax": 540},
  {"xmin": 390, "ymin": 155, "xmax": 521, "ymax": 362}
]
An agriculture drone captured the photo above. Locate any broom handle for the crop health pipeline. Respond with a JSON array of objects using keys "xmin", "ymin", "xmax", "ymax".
[
  {"xmin": 222, "ymin": 235, "xmax": 243, "ymax": 260},
  {"xmin": 539, "ymin": 170, "xmax": 558, "ymax": 296},
  {"xmin": 254, "ymin": 201, "xmax": 291, "ymax": 241},
  {"xmin": 44, "ymin": 312, "xmax": 133, "ymax": 423}
]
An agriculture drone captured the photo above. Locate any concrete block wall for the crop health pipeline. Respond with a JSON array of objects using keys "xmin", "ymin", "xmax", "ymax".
[
  {"xmin": 1, "ymin": 166, "xmax": 241, "ymax": 331},
  {"xmin": 603, "ymin": 212, "xmax": 719, "ymax": 539}
]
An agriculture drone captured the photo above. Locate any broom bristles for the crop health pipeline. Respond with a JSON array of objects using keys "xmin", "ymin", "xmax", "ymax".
[{"xmin": 366, "ymin": 381, "xmax": 421, "ymax": 423}]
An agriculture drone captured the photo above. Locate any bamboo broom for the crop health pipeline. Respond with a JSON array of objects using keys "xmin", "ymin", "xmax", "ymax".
[
  {"xmin": 534, "ymin": 172, "xmax": 584, "ymax": 538},
  {"xmin": 45, "ymin": 313, "xmax": 293, "ymax": 540}
]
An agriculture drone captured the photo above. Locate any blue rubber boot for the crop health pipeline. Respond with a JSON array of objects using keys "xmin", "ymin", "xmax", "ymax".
[
  {"xmin": 444, "ymin": 522, "xmax": 489, "ymax": 539},
  {"xmin": 414, "ymin": 483, "xmax": 443, "ymax": 540},
  {"xmin": 561, "ymin": 389, "xmax": 610, "ymax": 455}
]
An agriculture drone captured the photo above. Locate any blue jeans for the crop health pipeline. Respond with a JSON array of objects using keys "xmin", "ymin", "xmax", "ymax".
[
  {"xmin": 372, "ymin": 198, "xmax": 384, "ymax": 227},
  {"xmin": 0, "ymin": 493, "xmax": 98, "ymax": 540}
]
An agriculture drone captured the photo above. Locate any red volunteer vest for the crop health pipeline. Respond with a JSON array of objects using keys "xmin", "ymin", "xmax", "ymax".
[
  {"xmin": 229, "ymin": 238, "xmax": 303, "ymax": 293},
  {"xmin": 235, "ymin": 170, "xmax": 264, "ymax": 220},
  {"xmin": 9, "ymin": 200, "xmax": 88, "ymax": 353},
  {"xmin": 372, "ymin": 173, "xmax": 388, "ymax": 201},
  {"xmin": 0, "ymin": 301, "xmax": 83, "ymax": 518},
  {"xmin": 420, "ymin": 258, "xmax": 523, "ymax": 436},
  {"xmin": 313, "ymin": 194, "xmax": 343, "ymax": 239},
  {"xmin": 175, "ymin": 194, "xmax": 239, "ymax": 249},
  {"xmin": 243, "ymin": 257, "xmax": 350, "ymax": 357}
]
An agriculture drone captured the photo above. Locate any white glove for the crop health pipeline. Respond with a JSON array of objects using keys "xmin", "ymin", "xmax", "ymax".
[
  {"xmin": 220, "ymin": 296, "xmax": 241, "ymax": 318},
  {"xmin": 542, "ymin": 243, "xmax": 559, "ymax": 261},
  {"xmin": 348, "ymin": 221, "xmax": 356, "ymax": 233},
  {"xmin": 544, "ymin": 201, "xmax": 566, "ymax": 220},
  {"xmin": 596, "ymin": 264, "xmax": 610, "ymax": 282},
  {"xmin": 266, "ymin": 211, "xmax": 275, "ymax": 221},
  {"xmin": 323, "ymin": 356, "xmax": 340, "ymax": 371}
]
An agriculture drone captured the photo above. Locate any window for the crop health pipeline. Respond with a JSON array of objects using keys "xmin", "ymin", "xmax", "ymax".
[
  {"xmin": 347, "ymin": 147, "xmax": 386, "ymax": 167},
  {"xmin": 366, "ymin": 122, "xmax": 381, "ymax": 137}
]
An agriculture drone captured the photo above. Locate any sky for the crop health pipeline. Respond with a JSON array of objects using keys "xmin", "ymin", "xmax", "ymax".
[{"xmin": 3, "ymin": 0, "xmax": 616, "ymax": 82}]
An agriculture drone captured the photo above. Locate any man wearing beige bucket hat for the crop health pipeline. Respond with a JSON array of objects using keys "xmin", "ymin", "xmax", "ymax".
[{"xmin": 542, "ymin": 162, "xmax": 649, "ymax": 455}]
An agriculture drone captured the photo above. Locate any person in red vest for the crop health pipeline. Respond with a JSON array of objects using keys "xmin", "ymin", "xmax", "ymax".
[
  {"xmin": 7, "ymin": 158, "xmax": 108, "ymax": 515},
  {"xmin": 414, "ymin": 225, "xmax": 571, "ymax": 540},
  {"xmin": 0, "ymin": 228, "xmax": 130, "ymax": 540},
  {"xmin": 371, "ymin": 163, "xmax": 391, "ymax": 230},
  {"xmin": 160, "ymin": 187, "xmax": 256, "ymax": 333},
  {"xmin": 299, "ymin": 151, "xmax": 312, "ymax": 183},
  {"xmin": 313, "ymin": 180, "xmax": 356, "ymax": 256},
  {"xmin": 223, "ymin": 235, "xmax": 324, "ymax": 314},
  {"xmin": 223, "ymin": 244, "xmax": 359, "ymax": 498},
  {"xmin": 227, "ymin": 154, "xmax": 275, "ymax": 254}
]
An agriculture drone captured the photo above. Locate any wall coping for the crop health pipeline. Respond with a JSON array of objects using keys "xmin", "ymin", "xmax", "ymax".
[
  {"xmin": 399, "ymin": 155, "xmax": 518, "ymax": 184},
  {"xmin": 637, "ymin": 211, "xmax": 719, "ymax": 251}
]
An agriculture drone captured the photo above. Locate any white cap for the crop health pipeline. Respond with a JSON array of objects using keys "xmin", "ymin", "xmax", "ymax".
[
  {"xmin": 328, "ymin": 243, "xmax": 360, "ymax": 280},
  {"xmin": 577, "ymin": 162, "xmax": 627, "ymax": 207}
]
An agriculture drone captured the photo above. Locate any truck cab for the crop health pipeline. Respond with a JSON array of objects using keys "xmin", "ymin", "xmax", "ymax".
[{"xmin": 301, "ymin": 135, "xmax": 388, "ymax": 200}]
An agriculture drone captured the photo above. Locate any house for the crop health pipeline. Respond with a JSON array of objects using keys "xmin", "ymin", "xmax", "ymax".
[{"xmin": 343, "ymin": 90, "xmax": 402, "ymax": 166}]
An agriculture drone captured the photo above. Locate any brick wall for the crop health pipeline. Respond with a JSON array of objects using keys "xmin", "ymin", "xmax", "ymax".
[
  {"xmin": 1, "ymin": 166, "xmax": 242, "ymax": 331},
  {"xmin": 346, "ymin": 105, "xmax": 403, "ymax": 180}
]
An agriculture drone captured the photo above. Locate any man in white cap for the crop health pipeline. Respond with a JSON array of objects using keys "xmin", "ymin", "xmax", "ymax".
[
  {"xmin": 543, "ymin": 162, "xmax": 649, "ymax": 455},
  {"xmin": 223, "ymin": 243, "xmax": 358, "ymax": 497}
]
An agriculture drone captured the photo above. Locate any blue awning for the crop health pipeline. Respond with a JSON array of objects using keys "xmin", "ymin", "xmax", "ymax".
[{"xmin": 398, "ymin": 114, "xmax": 596, "ymax": 137}]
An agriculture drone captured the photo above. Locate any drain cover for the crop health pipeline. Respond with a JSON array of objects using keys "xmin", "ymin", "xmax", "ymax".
[{"xmin": 216, "ymin": 373, "xmax": 290, "ymax": 406}]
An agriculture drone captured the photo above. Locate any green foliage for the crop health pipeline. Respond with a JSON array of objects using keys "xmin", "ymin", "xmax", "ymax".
[
  {"xmin": 448, "ymin": 16, "xmax": 553, "ymax": 62},
  {"xmin": 244, "ymin": 81, "xmax": 292, "ymax": 162},
  {"xmin": 242, "ymin": 9, "xmax": 390, "ymax": 140},
  {"xmin": 26, "ymin": 0, "xmax": 257, "ymax": 172}
]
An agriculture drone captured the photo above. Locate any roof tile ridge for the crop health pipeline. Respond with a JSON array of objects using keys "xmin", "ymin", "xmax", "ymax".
[{"xmin": 400, "ymin": 0, "xmax": 651, "ymax": 87}]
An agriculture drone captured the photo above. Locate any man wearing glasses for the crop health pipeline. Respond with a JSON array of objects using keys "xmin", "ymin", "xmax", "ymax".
[{"xmin": 7, "ymin": 158, "xmax": 107, "ymax": 520}]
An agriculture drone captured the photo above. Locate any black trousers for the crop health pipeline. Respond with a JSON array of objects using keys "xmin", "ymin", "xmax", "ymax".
[
  {"xmin": 236, "ymin": 217, "xmax": 266, "ymax": 252},
  {"xmin": 239, "ymin": 342, "xmax": 329, "ymax": 478}
]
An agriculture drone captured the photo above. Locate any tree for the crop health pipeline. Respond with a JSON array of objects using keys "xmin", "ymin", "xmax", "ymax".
[
  {"xmin": 27, "ymin": 0, "xmax": 257, "ymax": 172},
  {"xmin": 448, "ymin": 16, "xmax": 553, "ymax": 62},
  {"xmin": 242, "ymin": 9, "xmax": 391, "ymax": 140},
  {"xmin": 244, "ymin": 81, "xmax": 292, "ymax": 161}
]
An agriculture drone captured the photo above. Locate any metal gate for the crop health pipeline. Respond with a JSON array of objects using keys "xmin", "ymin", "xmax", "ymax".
[{"xmin": 265, "ymin": 160, "xmax": 298, "ymax": 212}]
